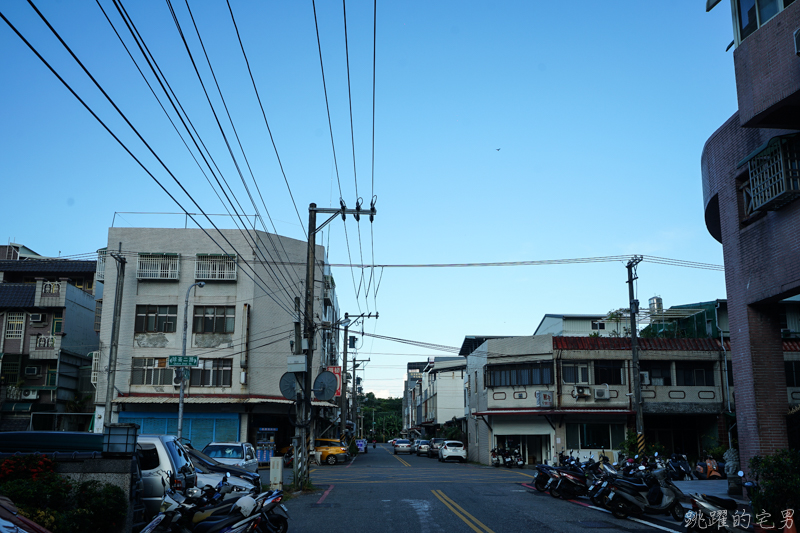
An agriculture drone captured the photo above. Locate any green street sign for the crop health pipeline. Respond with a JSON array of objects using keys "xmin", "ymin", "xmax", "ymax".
[{"xmin": 168, "ymin": 355, "xmax": 198, "ymax": 367}]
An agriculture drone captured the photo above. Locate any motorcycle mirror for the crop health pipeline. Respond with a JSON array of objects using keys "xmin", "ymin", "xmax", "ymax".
[
  {"xmin": 639, "ymin": 465, "xmax": 646, "ymax": 471},
  {"xmin": 634, "ymin": 455, "xmax": 639, "ymax": 459},
  {"xmin": 613, "ymin": 462, "xmax": 618, "ymax": 466},
  {"xmin": 738, "ymin": 470, "xmax": 745, "ymax": 478},
  {"xmin": 654, "ymin": 452, "xmax": 658, "ymax": 457}
]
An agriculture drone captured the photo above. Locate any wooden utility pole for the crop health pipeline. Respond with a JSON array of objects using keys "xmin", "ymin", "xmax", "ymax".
[{"xmin": 104, "ymin": 243, "xmax": 126, "ymax": 426}]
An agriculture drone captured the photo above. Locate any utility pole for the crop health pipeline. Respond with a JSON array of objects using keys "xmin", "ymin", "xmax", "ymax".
[
  {"xmin": 296, "ymin": 201, "xmax": 376, "ymax": 487},
  {"xmin": 351, "ymin": 357, "xmax": 370, "ymax": 439},
  {"xmin": 104, "ymin": 243, "xmax": 126, "ymax": 427},
  {"xmin": 338, "ymin": 312, "xmax": 377, "ymax": 438},
  {"xmin": 626, "ymin": 255, "xmax": 645, "ymax": 454},
  {"xmin": 178, "ymin": 281, "xmax": 204, "ymax": 440}
]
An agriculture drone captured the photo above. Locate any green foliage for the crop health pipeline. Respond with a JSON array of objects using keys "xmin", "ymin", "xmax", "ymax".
[
  {"xmin": 0, "ymin": 456, "xmax": 127, "ymax": 533},
  {"xmin": 348, "ymin": 438, "xmax": 359, "ymax": 457},
  {"xmin": 617, "ymin": 430, "xmax": 639, "ymax": 458},
  {"xmin": 749, "ymin": 449, "xmax": 800, "ymax": 526},
  {"xmin": 706, "ymin": 444, "xmax": 728, "ymax": 461}
]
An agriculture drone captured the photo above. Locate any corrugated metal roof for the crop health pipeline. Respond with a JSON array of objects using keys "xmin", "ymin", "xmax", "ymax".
[
  {"xmin": 0, "ymin": 284, "xmax": 35, "ymax": 308},
  {"xmin": 0, "ymin": 260, "xmax": 96, "ymax": 274}
]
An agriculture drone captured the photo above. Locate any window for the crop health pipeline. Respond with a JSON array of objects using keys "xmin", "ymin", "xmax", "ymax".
[
  {"xmin": 135, "ymin": 305, "xmax": 178, "ymax": 333},
  {"xmin": 485, "ymin": 362, "xmax": 553, "ymax": 387},
  {"xmin": 195, "ymin": 254, "xmax": 237, "ymax": 281},
  {"xmin": 51, "ymin": 311, "xmax": 63, "ymax": 334},
  {"xmin": 5, "ymin": 312, "xmax": 24, "ymax": 339},
  {"xmin": 137, "ymin": 253, "xmax": 180, "ymax": 280},
  {"xmin": 566, "ymin": 423, "xmax": 626, "ymax": 450},
  {"xmin": 131, "ymin": 358, "xmax": 171, "ymax": 385},
  {"xmin": 1, "ymin": 356, "xmax": 20, "ymax": 384},
  {"xmin": 46, "ymin": 365, "xmax": 57, "ymax": 387},
  {"xmin": 193, "ymin": 306, "xmax": 235, "ymax": 334},
  {"xmin": 94, "ymin": 300, "xmax": 102, "ymax": 332},
  {"xmin": 591, "ymin": 321, "xmax": 605, "ymax": 330},
  {"xmin": 736, "ymin": 0, "xmax": 795, "ymax": 42},
  {"xmin": 675, "ymin": 362, "xmax": 715, "ymax": 387},
  {"xmin": 786, "ymin": 361, "xmax": 800, "ymax": 387},
  {"xmin": 641, "ymin": 361, "xmax": 672, "ymax": 386},
  {"xmin": 562, "ymin": 361, "xmax": 589, "ymax": 384},
  {"xmin": 594, "ymin": 360, "xmax": 624, "ymax": 385},
  {"xmin": 190, "ymin": 359, "xmax": 232, "ymax": 387}
]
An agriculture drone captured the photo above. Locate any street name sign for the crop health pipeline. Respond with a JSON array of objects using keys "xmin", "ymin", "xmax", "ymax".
[{"xmin": 168, "ymin": 355, "xmax": 198, "ymax": 367}]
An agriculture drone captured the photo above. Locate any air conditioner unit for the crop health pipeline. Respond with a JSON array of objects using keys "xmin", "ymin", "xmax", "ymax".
[
  {"xmin": 30, "ymin": 313, "xmax": 45, "ymax": 323},
  {"xmin": 21, "ymin": 389, "xmax": 39, "ymax": 400},
  {"xmin": 594, "ymin": 388, "xmax": 610, "ymax": 400},
  {"xmin": 639, "ymin": 371, "xmax": 651, "ymax": 386},
  {"xmin": 535, "ymin": 390, "xmax": 553, "ymax": 408},
  {"xmin": 572, "ymin": 386, "xmax": 590, "ymax": 398},
  {"xmin": 24, "ymin": 366, "xmax": 41, "ymax": 377}
]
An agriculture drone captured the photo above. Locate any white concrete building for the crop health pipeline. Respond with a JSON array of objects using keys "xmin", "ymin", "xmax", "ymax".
[
  {"xmin": 93, "ymin": 227, "xmax": 339, "ymax": 451},
  {"xmin": 534, "ymin": 313, "xmax": 617, "ymax": 337}
]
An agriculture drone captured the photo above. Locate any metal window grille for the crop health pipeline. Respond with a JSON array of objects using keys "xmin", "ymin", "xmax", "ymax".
[
  {"xmin": 36, "ymin": 335, "xmax": 55, "ymax": 348},
  {"xmin": 195, "ymin": 254, "xmax": 237, "ymax": 281},
  {"xmin": 190, "ymin": 359, "xmax": 232, "ymax": 387},
  {"xmin": 5, "ymin": 312, "xmax": 24, "ymax": 339},
  {"xmin": 137, "ymin": 253, "xmax": 180, "ymax": 280},
  {"xmin": 96, "ymin": 249, "xmax": 107, "ymax": 281},
  {"xmin": 42, "ymin": 281, "xmax": 61, "ymax": 294},
  {"xmin": 94, "ymin": 300, "xmax": 103, "ymax": 332},
  {"xmin": 89, "ymin": 351, "xmax": 100, "ymax": 385},
  {"xmin": 747, "ymin": 136, "xmax": 800, "ymax": 212}
]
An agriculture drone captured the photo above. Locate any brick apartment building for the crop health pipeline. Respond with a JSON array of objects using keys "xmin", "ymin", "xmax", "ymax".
[{"xmin": 702, "ymin": 0, "xmax": 800, "ymax": 465}]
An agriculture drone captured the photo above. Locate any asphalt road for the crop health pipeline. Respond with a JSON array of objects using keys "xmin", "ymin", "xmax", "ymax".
[{"xmin": 264, "ymin": 444, "xmax": 690, "ymax": 533}]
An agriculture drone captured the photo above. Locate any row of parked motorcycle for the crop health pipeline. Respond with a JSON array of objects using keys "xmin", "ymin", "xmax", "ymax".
[
  {"xmin": 490, "ymin": 447, "xmax": 525, "ymax": 468},
  {"xmin": 531, "ymin": 450, "xmax": 759, "ymax": 532},
  {"xmin": 141, "ymin": 471, "xmax": 288, "ymax": 533}
]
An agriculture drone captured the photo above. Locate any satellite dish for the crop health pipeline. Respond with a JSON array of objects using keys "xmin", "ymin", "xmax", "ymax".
[
  {"xmin": 313, "ymin": 371, "xmax": 338, "ymax": 401},
  {"xmin": 279, "ymin": 373, "xmax": 297, "ymax": 400}
]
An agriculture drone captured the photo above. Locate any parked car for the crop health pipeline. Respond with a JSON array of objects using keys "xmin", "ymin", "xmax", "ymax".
[
  {"xmin": 415, "ymin": 440, "xmax": 430, "ymax": 456},
  {"xmin": 393, "ymin": 439, "xmax": 412, "ymax": 454},
  {"xmin": 428, "ymin": 438, "xmax": 446, "ymax": 458},
  {"xmin": 315, "ymin": 438, "xmax": 349, "ymax": 465},
  {"xmin": 185, "ymin": 446, "xmax": 261, "ymax": 491},
  {"xmin": 201, "ymin": 442, "xmax": 258, "ymax": 473},
  {"xmin": 438, "ymin": 440, "xmax": 467, "ymax": 463},
  {"xmin": 137, "ymin": 435, "xmax": 197, "ymax": 519}
]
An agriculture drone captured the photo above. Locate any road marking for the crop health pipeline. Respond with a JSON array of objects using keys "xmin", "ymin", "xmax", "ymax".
[
  {"xmin": 558, "ymin": 493, "xmax": 683, "ymax": 533},
  {"xmin": 392, "ymin": 454, "xmax": 411, "ymax": 467},
  {"xmin": 346, "ymin": 455, "xmax": 357, "ymax": 468},
  {"xmin": 316, "ymin": 485, "xmax": 334, "ymax": 505},
  {"xmin": 431, "ymin": 490, "xmax": 495, "ymax": 533}
]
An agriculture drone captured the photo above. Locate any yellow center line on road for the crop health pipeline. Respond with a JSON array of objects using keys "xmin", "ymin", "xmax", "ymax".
[
  {"xmin": 431, "ymin": 490, "xmax": 495, "ymax": 533},
  {"xmin": 392, "ymin": 454, "xmax": 411, "ymax": 467}
]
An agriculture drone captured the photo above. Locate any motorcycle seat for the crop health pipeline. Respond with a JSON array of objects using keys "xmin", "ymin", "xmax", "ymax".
[
  {"xmin": 615, "ymin": 478, "xmax": 648, "ymax": 491},
  {"xmin": 703, "ymin": 494, "xmax": 738, "ymax": 511}
]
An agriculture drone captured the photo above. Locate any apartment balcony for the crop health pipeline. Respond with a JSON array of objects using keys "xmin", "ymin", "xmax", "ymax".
[
  {"xmin": 740, "ymin": 134, "xmax": 800, "ymax": 215},
  {"xmin": 35, "ymin": 280, "xmax": 66, "ymax": 307},
  {"xmin": 137, "ymin": 253, "xmax": 180, "ymax": 280}
]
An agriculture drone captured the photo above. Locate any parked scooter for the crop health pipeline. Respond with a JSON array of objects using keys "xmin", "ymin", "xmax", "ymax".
[
  {"xmin": 595, "ymin": 461, "xmax": 687, "ymax": 522},
  {"xmin": 667, "ymin": 453, "xmax": 693, "ymax": 481},
  {"xmin": 683, "ymin": 470, "xmax": 754, "ymax": 532},
  {"xmin": 694, "ymin": 453, "xmax": 723, "ymax": 480},
  {"xmin": 490, "ymin": 448, "xmax": 501, "ymax": 468},
  {"xmin": 510, "ymin": 448, "xmax": 525, "ymax": 468}
]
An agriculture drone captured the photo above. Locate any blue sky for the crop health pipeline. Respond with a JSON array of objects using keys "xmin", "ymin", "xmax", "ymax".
[{"xmin": 0, "ymin": 2, "xmax": 736, "ymax": 397}]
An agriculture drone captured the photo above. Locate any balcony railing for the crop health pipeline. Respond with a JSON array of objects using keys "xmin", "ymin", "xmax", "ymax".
[
  {"xmin": 96, "ymin": 248, "xmax": 107, "ymax": 281},
  {"xmin": 195, "ymin": 254, "xmax": 237, "ymax": 281},
  {"xmin": 35, "ymin": 335, "xmax": 56, "ymax": 348},
  {"xmin": 41, "ymin": 281, "xmax": 62, "ymax": 295},
  {"xmin": 137, "ymin": 253, "xmax": 180, "ymax": 280}
]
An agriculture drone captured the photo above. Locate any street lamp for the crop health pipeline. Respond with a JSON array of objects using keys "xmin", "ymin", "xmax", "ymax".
[{"xmin": 178, "ymin": 281, "xmax": 205, "ymax": 439}]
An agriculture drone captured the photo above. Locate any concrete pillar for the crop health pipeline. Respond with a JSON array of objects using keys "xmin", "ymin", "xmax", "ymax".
[{"xmin": 730, "ymin": 303, "xmax": 788, "ymax": 470}]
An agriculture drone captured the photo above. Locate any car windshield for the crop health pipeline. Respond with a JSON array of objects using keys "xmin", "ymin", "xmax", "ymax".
[
  {"xmin": 446, "ymin": 442, "xmax": 463, "ymax": 448},
  {"xmin": 419, "ymin": 440, "xmax": 429, "ymax": 445},
  {"xmin": 204, "ymin": 445, "xmax": 243, "ymax": 459},
  {"xmin": 396, "ymin": 439, "xmax": 409, "ymax": 444},
  {"xmin": 188, "ymin": 449, "xmax": 216, "ymax": 468}
]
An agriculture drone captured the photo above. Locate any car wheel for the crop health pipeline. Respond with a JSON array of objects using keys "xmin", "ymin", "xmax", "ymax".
[{"xmin": 326, "ymin": 455, "xmax": 337, "ymax": 465}]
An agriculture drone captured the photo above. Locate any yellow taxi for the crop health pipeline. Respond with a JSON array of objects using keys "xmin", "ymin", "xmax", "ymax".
[{"xmin": 314, "ymin": 438, "xmax": 349, "ymax": 465}]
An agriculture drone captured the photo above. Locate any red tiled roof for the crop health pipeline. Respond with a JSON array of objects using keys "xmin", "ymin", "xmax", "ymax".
[{"xmin": 552, "ymin": 336, "xmax": 797, "ymax": 352}]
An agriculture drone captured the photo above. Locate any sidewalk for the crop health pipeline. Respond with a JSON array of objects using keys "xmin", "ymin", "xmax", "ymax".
[{"xmin": 673, "ymin": 479, "xmax": 750, "ymax": 509}]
